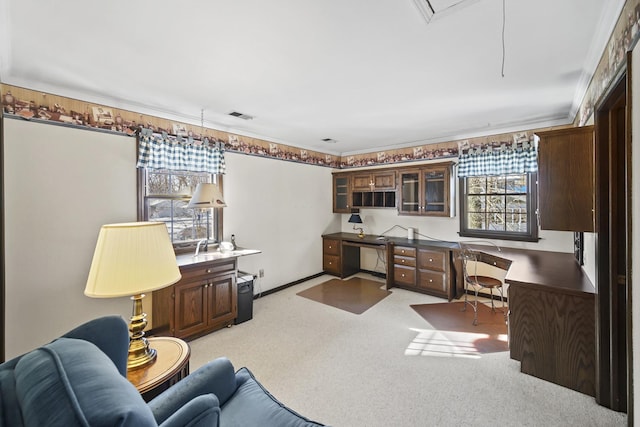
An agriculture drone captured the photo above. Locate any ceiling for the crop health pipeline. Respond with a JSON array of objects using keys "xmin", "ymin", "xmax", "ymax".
[{"xmin": 0, "ymin": 0, "xmax": 626, "ymax": 155}]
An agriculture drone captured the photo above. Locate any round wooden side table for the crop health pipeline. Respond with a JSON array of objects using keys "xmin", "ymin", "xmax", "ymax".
[{"xmin": 127, "ymin": 336, "xmax": 190, "ymax": 402}]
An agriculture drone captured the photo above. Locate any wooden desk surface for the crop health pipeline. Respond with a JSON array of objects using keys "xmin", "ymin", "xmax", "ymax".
[{"xmin": 465, "ymin": 245, "xmax": 595, "ymax": 296}]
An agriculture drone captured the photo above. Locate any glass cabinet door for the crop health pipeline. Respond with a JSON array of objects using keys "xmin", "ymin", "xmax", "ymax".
[
  {"xmin": 333, "ymin": 175, "xmax": 351, "ymax": 213},
  {"xmin": 424, "ymin": 169, "xmax": 445, "ymax": 213},
  {"xmin": 399, "ymin": 171, "xmax": 421, "ymax": 214}
]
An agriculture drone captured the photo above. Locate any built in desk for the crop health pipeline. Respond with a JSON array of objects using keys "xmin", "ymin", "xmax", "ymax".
[
  {"xmin": 321, "ymin": 232, "xmax": 461, "ymax": 300},
  {"xmin": 466, "ymin": 245, "xmax": 596, "ymax": 396}
]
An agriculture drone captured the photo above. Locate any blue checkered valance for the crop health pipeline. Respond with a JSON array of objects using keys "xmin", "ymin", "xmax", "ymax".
[
  {"xmin": 457, "ymin": 138, "xmax": 537, "ymax": 178},
  {"xmin": 136, "ymin": 128, "xmax": 226, "ymax": 174}
]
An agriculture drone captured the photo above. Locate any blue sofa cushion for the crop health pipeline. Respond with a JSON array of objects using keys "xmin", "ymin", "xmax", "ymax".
[
  {"xmin": 220, "ymin": 367, "xmax": 325, "ymax": 427},
  {"xmin": 14, "ymin": 338, "xmax": 156, "ymax": 427}
]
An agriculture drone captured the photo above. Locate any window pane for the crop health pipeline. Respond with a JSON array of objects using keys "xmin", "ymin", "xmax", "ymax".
[
  {"xmin": 467, "ymin": 195, "xmax": 486, "ymax": 212},
  {"xmin": 487, "ymin": 212, "xmax": 505, "ymax": 231},
  {"xmin": 467, "ymin": 177, "xmax": 486, "ymax": 194},
  {"xmin": 506, "ymin": 195, "xmax": 527, "ymax": 211},
  {"xmin": 487, "ymin": 176, "xmax": 505, "ymax": 193},
  {"xmin": 506, "ymin": 174, "xmax": 527, "ymax": 193},
  {"xmin": 467, "ymin": 212, "xmax": 486, "ymax": 230},
  {"xmin": 506, "ymin": 214, "xmax": 528, "ymax": 232},
  {"xmin": 487, "ymin": 195, "xmax": 505, "ymax": 213},
  {"xmin": 142, "ymin": 169, "xmax": 218, "ymax": 247}
]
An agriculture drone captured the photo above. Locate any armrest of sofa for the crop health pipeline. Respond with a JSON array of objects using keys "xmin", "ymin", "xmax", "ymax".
[
  {"xmin": 148, "ymin": 357, "xmax": 237, "ymax": 424},
  {"xmin": 158, "ymin": 394, "xmax": 220, "ymax": 427}
]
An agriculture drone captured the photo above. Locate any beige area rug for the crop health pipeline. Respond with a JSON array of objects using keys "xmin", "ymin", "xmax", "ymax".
[
  {"xmin": 409, "ymin": 301, "xmax": 509, "ymax": 358},
  {"xmin": 296, "ymin": 277, "xmax": 391, "ymax": 314}
]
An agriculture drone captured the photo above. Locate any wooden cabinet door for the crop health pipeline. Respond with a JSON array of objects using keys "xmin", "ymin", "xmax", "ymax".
[
  {"xmin": 537, "ymin": 126, "xmax": 594, "ymax": 232},
  {"xmin": 422, "ymin": 166, "xmax": 450, "ymax": 216},
  {"xmin": 174, "ymin": 279, "xmax": 208, "ymax": 338},
  {"xmin": 373, "ymin": 171, "xmax": 395, "ymax": 190},
  {"xmin": 398, "ymin": 170, "xmax": 422, "ymax": 215},
  {"xmin": 206, "ymin": 273, "xmax": 237, "ymax": 328},
  {"xmin": 333, "ymin": 174, "xmax": 351, "ymax": 213},
  {"xmin": 352, "ymin": 173, "xmax": 373, "ymax": 191}
]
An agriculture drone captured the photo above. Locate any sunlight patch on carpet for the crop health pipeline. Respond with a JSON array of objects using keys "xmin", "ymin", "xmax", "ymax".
[{"xmin": 405, "ymin": 328, "xmax": 508, "ymax": 359}]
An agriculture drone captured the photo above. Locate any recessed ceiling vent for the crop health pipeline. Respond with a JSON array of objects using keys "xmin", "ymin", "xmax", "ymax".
[
  {"xmin": 228, "ymin": 111, "xmax": 254, "ymax": 120},
  {"xmin": 322, "ymin": 138, "xmax": 337, "ymax": 143}
]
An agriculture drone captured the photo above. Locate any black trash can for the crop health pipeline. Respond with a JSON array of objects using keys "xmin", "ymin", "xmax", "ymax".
[{"xmin": 235, "ymin": 272, "xmax": 254, "ymax": 324}]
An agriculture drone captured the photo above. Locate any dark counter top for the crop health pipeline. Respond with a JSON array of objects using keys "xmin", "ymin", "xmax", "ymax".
[
  {"xmin": 464, "ymin": 245, "xmax": 595, "ymax": 295},
  {"xmin": 322, "ymin": 232, "xmax": 458, "ymax": 250}
]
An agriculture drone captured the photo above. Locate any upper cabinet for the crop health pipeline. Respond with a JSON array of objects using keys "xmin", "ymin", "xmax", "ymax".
[
  {"xmin": 398, "ymin": 162, "xmax": 454, "ymax": 217},
  {"xmin": 536, "ymin": 126, "xmax": 594, "ymax": 232},
  {"xmin": 332, "ymin": 162, "xmax": 453, "ymax": 215}
]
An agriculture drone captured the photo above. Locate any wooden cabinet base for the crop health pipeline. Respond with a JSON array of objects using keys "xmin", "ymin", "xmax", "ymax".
[{"xmin": 509, "ymin": 282, "xmax": 595, "ymax": 396}]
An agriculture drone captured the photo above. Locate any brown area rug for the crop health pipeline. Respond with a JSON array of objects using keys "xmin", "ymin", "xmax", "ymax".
[
  {"xmin": 297, "ymin": 277, "xmax": 391, "ymax": 314},
  {"xmin": 409, "ymin": 301, "xmax": 509, "ymax": 357}
]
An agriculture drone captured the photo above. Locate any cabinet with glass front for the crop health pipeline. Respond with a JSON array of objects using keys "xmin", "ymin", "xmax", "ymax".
[{"xmin": 398, "ymin": 162, "xmax": 454, "ymax": 217}]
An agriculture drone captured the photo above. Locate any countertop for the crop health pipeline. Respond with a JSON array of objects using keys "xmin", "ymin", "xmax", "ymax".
[{"xmin": 175, "ymin": 247, "xmax": 261, "ymax": 267}]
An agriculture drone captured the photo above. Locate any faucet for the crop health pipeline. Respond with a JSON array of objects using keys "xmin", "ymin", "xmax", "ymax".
[{"xmin": 194, "ymin": 239, "xmax": 208, "ymax": 257}]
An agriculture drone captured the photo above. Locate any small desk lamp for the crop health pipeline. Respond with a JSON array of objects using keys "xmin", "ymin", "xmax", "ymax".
[
  {"xmin": 348, "ymin": 213, "xmax": 365, "ymax": 238},
  {"xmin": 187, "ymin": 183, "xmax": 226, "ymax": 256},
  {"xmin": 85, "ymin": 222, "xmax": 181, "ymax": 370}
]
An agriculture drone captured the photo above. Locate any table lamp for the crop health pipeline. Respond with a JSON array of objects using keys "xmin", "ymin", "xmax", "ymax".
[
  {"xmin": 85, "ymin": 222, "xmax": 182, "ymax": 370},
  {"xmin": 348, "ymin": 213, "xmax": 365, "ymax": 238},
  {"xmin": 187, "ymin": 183, "xmax": 226, "ymax": 255}
]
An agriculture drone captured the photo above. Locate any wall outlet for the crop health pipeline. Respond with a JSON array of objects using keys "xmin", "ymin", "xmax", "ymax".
[{"xmin": 259, "ymin": 269, "xmax": 265, "ymax": 278}]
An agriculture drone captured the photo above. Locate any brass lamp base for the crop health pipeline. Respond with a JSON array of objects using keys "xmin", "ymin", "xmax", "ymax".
[
  {"xmin": 127, "ymin": 293, "xmax": 157, "ymax": 370},
  {"xmin": 353, "ymin": 226, "xmax": 365, "ymax": 239}
]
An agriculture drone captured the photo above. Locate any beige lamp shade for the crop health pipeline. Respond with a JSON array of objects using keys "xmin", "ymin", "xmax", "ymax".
[
  {"xmin": 85, "ymin": 222, "xmax": 181, "ymax": 298},
  {"xmin": 187, "ymin": 183, "xmax": 226, "ymax": 208}
]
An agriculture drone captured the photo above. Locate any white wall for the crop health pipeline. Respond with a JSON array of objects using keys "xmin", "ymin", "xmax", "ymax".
[
  {"xmin": 3, "ymin": 119, "xmax": 137, "ymax": 359},
  {"xmin": 222, "ymin": 152, "xmax": 339, "ymax": 294},
  {"xmin": 2, "ymin": 120, "xmax": 339, "ymax": 359}
]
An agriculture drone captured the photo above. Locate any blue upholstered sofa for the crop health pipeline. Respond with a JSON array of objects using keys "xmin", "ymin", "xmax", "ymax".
[{"xmin": 0, "ymin": 316, "xmax": 325, "ymax": 427}]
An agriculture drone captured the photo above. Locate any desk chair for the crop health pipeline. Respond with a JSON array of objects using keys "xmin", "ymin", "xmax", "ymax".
[{"xmin": 459, "ymin": 246, "xmax": 513, "ymax": 326}]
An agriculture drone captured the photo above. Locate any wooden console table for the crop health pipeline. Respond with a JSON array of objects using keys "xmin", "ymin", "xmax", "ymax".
[{"xmin": 471, "ymin": 246, "xmax": 596, "ymax": 396}]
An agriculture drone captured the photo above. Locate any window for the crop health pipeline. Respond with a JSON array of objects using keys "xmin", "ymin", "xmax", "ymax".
[
  {"xmin": 138, "ymin": 168, "xmax": 223, "ymax": 251},
  {"xmin": 459, "ymin": 173, "xmax": 538, "ymax": 242}
]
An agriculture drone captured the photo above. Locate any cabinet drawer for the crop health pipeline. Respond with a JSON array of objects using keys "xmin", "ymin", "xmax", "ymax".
[
  {"xmin": 394, "ymin": 265, "xmax": 415, "ymax": 286},
  {"xmin": 418, "ymin": 269, "xmax": 447, "ymax": 292},
  {"xmin": 180, "ymin": 258, "xmax": 237, "ymax": 281},
  {"xmin": 394, "ymin": 255, "xmax": 416, "ymax": 268},
  {"xmin": 323, "ymin": 239, "xmax": 340, "ymax": 256},
  {"xmin": 418, "ymin": 249, "xmax": 446, "ymax": 272},
  {"xmin": 394, "ymin": 246, "xmax": 416, "ymax": 257},
  {"xmin": 323, "ymin": 254, "xmax": 341, "ymax": 274}
]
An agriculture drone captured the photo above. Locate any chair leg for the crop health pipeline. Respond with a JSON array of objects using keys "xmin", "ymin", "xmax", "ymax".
[
  {"xmin": 489, "ymin": 287, "xmax": 495, "ymax": 312},
  {"xmin": 461, "ymin": 280, "xmax": 469, "ymax": 312},
  {"xmin": 472, "ymin": 287, "xmax": 479, "ymax": 326}
]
